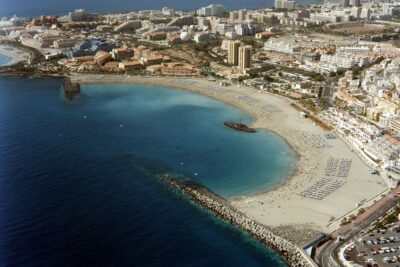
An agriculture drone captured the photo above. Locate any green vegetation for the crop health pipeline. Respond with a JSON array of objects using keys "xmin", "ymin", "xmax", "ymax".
[
  {"xmin": 279, "ymin": 65, "xmax": 326, "ymax": 81},
  {"xmin": 6, "ymin": 62, "xmax": 36, "ymax": 72},
  {"xmin": 374, "ymin": 221, "xmax": 383, "ymax": 229},
  {"xmin": 350, "ymin": 57, "xmax": 384, "ymax": 78},
  {"xmin": 357, "ymin": 208, "xmax": 366, "ymax": 216},
  {"xmin": 299, "ymin": 98, "xmax": 317, "ymax": 113},
  {"xmin": 373, "ymin": 203, "xmax": 400, "ymax": 230},
  {"xmin": 384, "ymin": 213, "xmax": 398, "ymax": 224},
  {"xmin": 263, "ymin": 74, "xmax": 276, "ymax": 82},
  {"xmin": 166, "ymin": 41, "xmax": 223, "ymax": 68},
  {"xmin": 341, "ymin": 217, "xmax": 350, "ymax": 226},
  {"xmin": 192, "ymin": 40, "xmax": 221, "ymax": 53},
  {"xmin": 319, "ymin": 98, "xmax": 331, "ymax": 110},
  {"xmin": 333, "ymin": 97, "xmax": 349, "ymax": 111}
]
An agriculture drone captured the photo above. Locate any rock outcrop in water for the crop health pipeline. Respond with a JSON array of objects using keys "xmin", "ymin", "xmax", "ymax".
[
  {"xmin": 63, "ymin": 77, "xmax": 80, "ymax": 93},
  {"xmin": 224, "ymin": 121, "xmax": 256, "ymax": 133},
  {"xmin": 63, "ymin": 77, "xmax": 80, "ymax": 101},
  {"xmin": 159, "ymin": 175, "xmax": 316, "ymax": 267}
]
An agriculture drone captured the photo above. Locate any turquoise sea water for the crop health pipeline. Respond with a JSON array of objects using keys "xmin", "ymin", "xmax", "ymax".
[
  {"xmin": 78, "ymin": 83, "xmax": 297, "ymax": 197},
  {"xmin": 0, "ymin": 77, "xmax": 295, "ymax": 266},
  {"xmin": 0, "ymin": 53, "xmax": 11, "ymax": 66}
]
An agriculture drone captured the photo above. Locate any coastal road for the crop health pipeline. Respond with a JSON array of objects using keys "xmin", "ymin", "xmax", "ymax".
[
  {"xmin": 321, "ymin": 240, "xmax": 341, "ymax": 267},
  {"xmin": 320, "ymin": 196, "xmax": 398, "ymax": 266}
]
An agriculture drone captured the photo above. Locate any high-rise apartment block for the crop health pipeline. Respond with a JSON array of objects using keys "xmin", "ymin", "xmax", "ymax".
[
  {"xmin": 274, "ymin": 0, "xmax": 295, "ymax": 10},
  {"xmin": 228, "ymin": 41, "xmax": 241, "ymax": 65},
  {"xmin": 239, "ymin": 45, "xmax": 252, "ymax": 70}
]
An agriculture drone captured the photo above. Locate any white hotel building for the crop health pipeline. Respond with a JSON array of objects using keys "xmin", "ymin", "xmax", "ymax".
[
  {"xmin": 263, "ymin": 38, "xmax": 296, "ymax": 54},
  {"xmin": 320, "ymin": 54, "xmax": 356, "ymax": 69},
  {"xmin": 197, "ymin": 4, "xmax": 225, "ymax": 17}
]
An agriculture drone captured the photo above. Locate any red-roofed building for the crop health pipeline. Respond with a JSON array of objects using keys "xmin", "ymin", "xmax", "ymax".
[
  {"xmin": 94, "ymin": 51, "xmax": 112, "ymax": 65},
  {"xmin": 255, "ymin": 31, "xmax": 275, "ymax": 40},
  {"xmin": 147, "ymin": 62, "xmax": 201, "ymax": 76},
  {"xmin": 118, "ymin": 60, "xmax": 143, "ymax": 70},
  {"xmin": 111, "ymin": 47, "xmax": 134, "ymax": 60},
  {"xmin": 102, "ymin": 62, "xmax": 120, "ymax": 72}
]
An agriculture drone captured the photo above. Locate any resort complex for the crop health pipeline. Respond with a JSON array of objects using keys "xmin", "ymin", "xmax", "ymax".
[{"xmin": 3, "ymin": 0, "xmax": 400, "ymax": 266}]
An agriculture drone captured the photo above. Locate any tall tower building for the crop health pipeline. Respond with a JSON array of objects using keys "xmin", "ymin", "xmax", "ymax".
[
  {"xmin": 342, "ymin": 0, "xmax": 350, "ymax": 8},
  {"xmin": 239, "ymin": 45, "xmax": 252, "ymax": 70},
  {"xmin": 352, "ymin": 0, "xmax": 361, "ymax": 7},
  {"xmin": 229, "ymin": 11, "xmax": 239, "ymax": 22},
  {"xmin": 238, "ymin": 10, "xmax": 247, "ymax": 21},
  {"xmin": 275, "ymin": 0, "xmax": 295, "ymax": 9},
  {"xmin": 275, "ymin": 0, "xmax": 284, "ymax": 9},
  {"xmin": 228, "ymin": 41, "xmax": 241, "ymax": 66},
  {"xmin": 283, "ymin": 0, "xmax": 295, "ymax": 9},
  {"xmin": 360, "ymin": 7, "xmax": 371, "ymax": 19},
  {"xmin": 351, "ymin": 6, "xmax": 362, "ymax": 18}
]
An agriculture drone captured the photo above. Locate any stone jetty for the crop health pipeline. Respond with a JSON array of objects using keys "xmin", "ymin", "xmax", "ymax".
[
  {"xmin": 63, "ymin": 77, "xmax": 80, "ymax": 100},
  {"xmin": 160, "ymin": 175, "xmax": 316, "ymax": 267},
  {"xmin": 63, "ymin": 77, "xmax": 80, "ymax": 93}
]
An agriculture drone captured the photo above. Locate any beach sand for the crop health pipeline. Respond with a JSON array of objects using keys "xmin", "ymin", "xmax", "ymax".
[
  {"xmin": 70, "ymin": 74, "xmax": 387, "ymax": 242},
  {"xmin": 0, "ymin": 44, "xmax": 31, "ymax": 66}
]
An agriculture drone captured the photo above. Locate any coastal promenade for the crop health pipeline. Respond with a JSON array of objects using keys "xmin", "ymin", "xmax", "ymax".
[{"xmin": 70, "ymin": 74, "xmax": 387, "ymax": 244}]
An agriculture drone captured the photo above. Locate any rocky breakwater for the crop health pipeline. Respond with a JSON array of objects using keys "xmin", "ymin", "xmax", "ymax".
[
  {"xmin": 224, "ymin": 121, "xmax": 256, "ymax": 133},
  {"xmin": 63, "ymin": 77, "xmax": 80, "ymax": 100},
  {"xmin": 63, "ymin": 77, "xmax": 80, "ymax": 92},
  {"xmin": 160, "ymin": 175, "xmax": 315, "ymax": 267}
]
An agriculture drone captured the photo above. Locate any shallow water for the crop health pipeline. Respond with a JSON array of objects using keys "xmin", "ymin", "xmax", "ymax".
[
  {"xmin": 0, "ymin": 53, "xmax": 11, "ymax": 66},
  {"xmin": 0, "ymin": 77, "xmax": 294, "ymax": 266}
]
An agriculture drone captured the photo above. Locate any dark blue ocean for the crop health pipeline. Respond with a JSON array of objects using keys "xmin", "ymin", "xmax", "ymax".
[
  {"xmin": 0, "ymin": 77, "xmax": 295, "ymax": 266},
  {"xmin": 0, "ymin": 0, "xmax": 312, "ymax": 17}
]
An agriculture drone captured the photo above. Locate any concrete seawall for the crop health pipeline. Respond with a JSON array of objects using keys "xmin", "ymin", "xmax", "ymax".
[{"xmin": 160, "ymin": 175, "xmax": 316, "ymax": 267}]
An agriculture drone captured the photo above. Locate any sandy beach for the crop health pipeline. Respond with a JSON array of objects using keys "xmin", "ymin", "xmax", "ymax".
[
  {"xmin": 0, "ymin": 44, "xmax": 31, "ymax": 66},
  {"xmin": 70, "ymin": 74, "xmax": 387, "ymax": 243}
]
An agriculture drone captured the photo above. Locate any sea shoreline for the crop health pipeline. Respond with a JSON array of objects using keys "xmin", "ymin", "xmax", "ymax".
[
  {"xmin": 69, "ymin": 74, "xmax": 300, "ymax": 196},
  {"xmin": 0, "ymin": 72, "xmax": 300, "ymax": 196},
  {"xmin": 1, "ymin": 72, "xmax": 387, "ymax": 245},
  {"xmin": 0, "ymin": 44, "xmax": 31, "ymax": 66},
  {"xmin": 0, "ymin": 74, "xmax": 308, "ymax": 267},
  {"xmin": 67, "ymin": 74, "xmax": 387, "ymax": 243},
  {"xmin": 158, "ymin": 174, "xmax": 316, "ymax": 267}
]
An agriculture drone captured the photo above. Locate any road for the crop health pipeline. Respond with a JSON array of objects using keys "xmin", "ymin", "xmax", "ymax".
[{"xmin": 320, "ymin": 190, "xmax": 400, "ymax": 266}]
